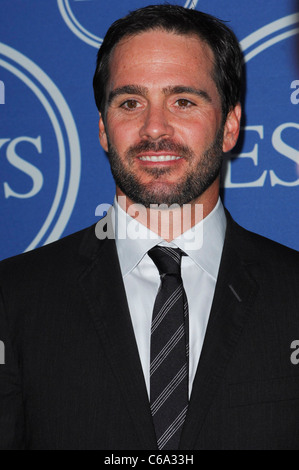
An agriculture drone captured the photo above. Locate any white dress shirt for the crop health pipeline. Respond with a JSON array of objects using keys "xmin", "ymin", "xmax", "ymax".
[{"xmin": 112, "ymin": 197, "xmax": 227, "ymax": 398}]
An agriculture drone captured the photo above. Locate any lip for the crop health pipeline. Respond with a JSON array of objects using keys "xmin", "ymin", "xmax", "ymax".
[
  {"xmin": 137, "ymin": 152, "xmax": 182, "ymax": 157},
  {"xmin": 136, "ymin": 153, "xmax": 184, "ymax": 165}
]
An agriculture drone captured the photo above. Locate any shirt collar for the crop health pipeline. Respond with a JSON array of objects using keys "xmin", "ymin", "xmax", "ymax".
[{"xmin": 113, "ymin": 197, "xmax": 227, "ymax": 281}]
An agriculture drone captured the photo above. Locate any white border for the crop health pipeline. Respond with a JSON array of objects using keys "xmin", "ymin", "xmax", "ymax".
[
  {"xmin": 0, "ymin": 44, "xmax": 81, "ymax": 251},
  {"xmin": 57, "ymin": 0, "xmax": 199, "ymax": 48},
  {"xmin": 241, "ymin": 12, "xmax": 299, "ymax": 61}
]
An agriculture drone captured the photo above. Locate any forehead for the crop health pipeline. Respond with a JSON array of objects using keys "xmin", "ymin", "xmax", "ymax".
[{"xmin": 108, "ymin": 29, "xmax": 216, "ymax": 88}]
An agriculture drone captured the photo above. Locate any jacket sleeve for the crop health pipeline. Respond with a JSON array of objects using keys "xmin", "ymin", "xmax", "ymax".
[{"xmin": 0, "ymin": 285, "xmax": 25, "ymax": 449}]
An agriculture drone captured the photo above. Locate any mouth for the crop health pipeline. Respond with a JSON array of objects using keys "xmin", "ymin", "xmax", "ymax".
[{"xmin": 137, "ymin": 155, "xmax": 184, "ymax": 163}]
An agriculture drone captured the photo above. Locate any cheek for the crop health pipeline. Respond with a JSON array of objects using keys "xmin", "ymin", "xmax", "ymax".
[
  {"xmin": 177, "ymin": 120, "xmax": 216, "ymax": 151},
  {"xmin": 107, "ymin": 113, "xmax": 138, "ymax": 143}
]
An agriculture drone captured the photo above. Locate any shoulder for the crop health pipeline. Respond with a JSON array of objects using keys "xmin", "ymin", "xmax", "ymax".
[
  {"xmin": 0, "ymin": 224, "xmax": 101, "ymax": 287},
  {"xmin": 226, "ymin": 212, "xmax": 299, "ymax": 274}
]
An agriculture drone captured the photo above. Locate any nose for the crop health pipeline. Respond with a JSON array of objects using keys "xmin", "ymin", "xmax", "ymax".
[{"xmin": 139, "ymin": 105, "xmax": 174, "ymax": 141}]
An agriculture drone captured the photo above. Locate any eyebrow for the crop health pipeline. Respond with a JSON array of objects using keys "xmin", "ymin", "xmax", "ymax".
[
  {"xmin": 163, "ymin": 86, "xmax": 212, "ymax": 103},
  {"xmin": 107, "ymin": 84, "xmax": 212, "ymax": 105},
  {"xmin": 108, "ymin": 85, "xmax": 148, "ymax": 105}
]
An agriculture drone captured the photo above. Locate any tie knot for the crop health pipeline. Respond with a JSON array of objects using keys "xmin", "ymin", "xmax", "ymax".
[{"xmin": 148, "ymin": 246, "xmax": 184, "ymax": 277}]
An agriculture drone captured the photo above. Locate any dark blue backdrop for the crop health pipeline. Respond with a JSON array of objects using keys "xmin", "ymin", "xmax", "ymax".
[{"xmin": 0, "ymin": 0, "xmax": 298, "ymax": 260}]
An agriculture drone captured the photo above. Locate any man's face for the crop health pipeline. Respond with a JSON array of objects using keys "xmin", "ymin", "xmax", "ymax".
[{"xmin": 99, "ymin": 30, "xmax": 240, "ymax": 207}]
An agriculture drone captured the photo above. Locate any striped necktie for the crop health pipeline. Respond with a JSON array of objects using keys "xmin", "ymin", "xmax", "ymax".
[{"xmin": 148, "ymin": 246, "xmax": 189, "ymax": 450}]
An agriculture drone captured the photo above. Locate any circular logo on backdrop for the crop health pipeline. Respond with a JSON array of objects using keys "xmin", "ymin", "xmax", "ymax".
[
  {"xmin": 0, "ymin": 43, "xmax": 81, "ymax": 259},
  {"xmin": 223, "ymin": 12, "xmax": 299, "ymax": 190},
  {"xmin": 221, "ymin": 11, "xmax": 299, "ymax": 250},
  {"xmin": 241, "ymin": 12, "xmax": 299, "ymax": 64},
  {"xmin": 57, "ymin": 0, "xmax": 199, "ymax": 48}
]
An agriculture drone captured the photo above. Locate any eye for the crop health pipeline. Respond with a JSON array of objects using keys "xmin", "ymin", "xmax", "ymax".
[
  {"xmin": 175, "ymin": 99, "xmax": 194, "ymax": 108},
  {"xmin": 121, "ymin": 99, "xmax": 141, "ymax": 110}
]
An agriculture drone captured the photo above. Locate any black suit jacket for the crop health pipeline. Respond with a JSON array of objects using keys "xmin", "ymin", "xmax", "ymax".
[{"xmin": 0, "ymin": 212, "xmax": 299, "ymax": 450}]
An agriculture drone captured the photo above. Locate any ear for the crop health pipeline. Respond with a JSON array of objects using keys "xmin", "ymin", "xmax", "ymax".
[
  {"xmin": 222, "ymin": 103, "xmax": 242, "ymax": 153},
  {"xmin": 99, "ymin": 113, "xmax": 109, "ymax": 152}
]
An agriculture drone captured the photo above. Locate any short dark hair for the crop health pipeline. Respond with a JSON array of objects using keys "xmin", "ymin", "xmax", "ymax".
[{"xmin": 93, "ymin": 4, "xmax": 243, "ymax": 119}]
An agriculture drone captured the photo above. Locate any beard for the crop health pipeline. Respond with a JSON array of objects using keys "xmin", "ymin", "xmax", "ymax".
[{"xmin": 106, "ymin": 127, "xmax": 224, "ymax": 208}]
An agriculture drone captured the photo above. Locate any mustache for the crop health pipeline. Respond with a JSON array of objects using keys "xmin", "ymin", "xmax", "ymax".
[{"xmin": 125, "ymin": 139, "xmax": 194, "ymax": 160}]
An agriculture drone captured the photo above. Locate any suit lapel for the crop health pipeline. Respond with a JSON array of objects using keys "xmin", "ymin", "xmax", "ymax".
[
  {"xmin": 78, "ymin": 225, "xmax": 157, "ymax": 450},
  {"xmin": 179, "ymin": 215, "xmax": 260, "ymax": 450}
]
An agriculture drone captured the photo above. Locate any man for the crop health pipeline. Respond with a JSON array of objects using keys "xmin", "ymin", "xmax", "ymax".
[{"xmin": 0, "ymin": 5, "xmax": 299, "ymax": 450}]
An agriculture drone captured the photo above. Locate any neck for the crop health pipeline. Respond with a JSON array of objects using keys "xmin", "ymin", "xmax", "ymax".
[{"xmin": 116, "ymin": 180, "xmax": 219, "ymax": 242}]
